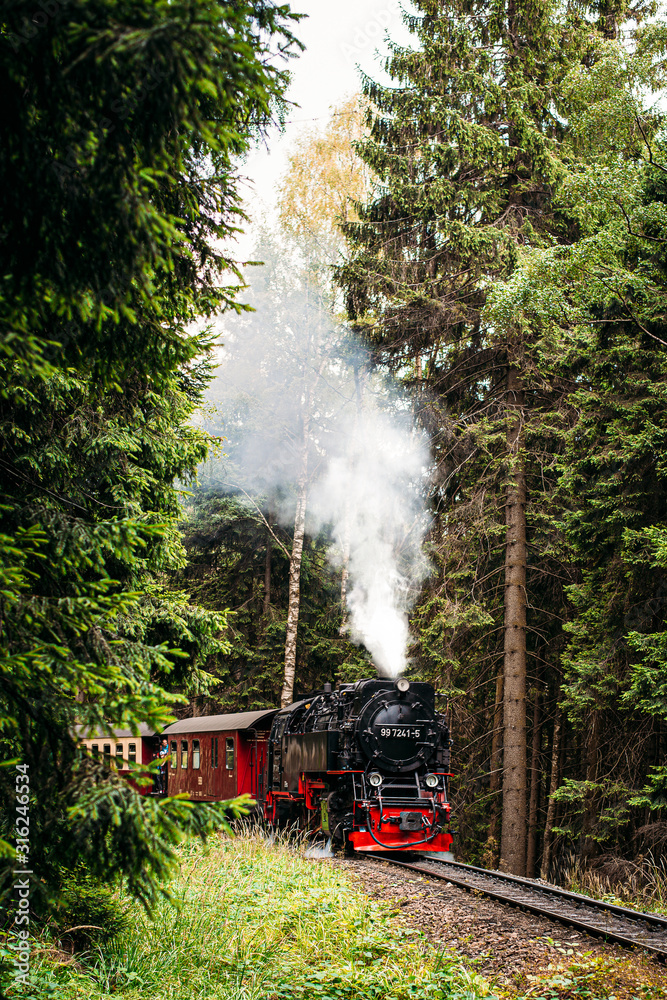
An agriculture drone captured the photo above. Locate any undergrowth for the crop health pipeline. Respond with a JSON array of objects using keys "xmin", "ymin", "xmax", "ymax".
[
  {"xmin": 514, "ymin": 951, "xmax": 664, "ymax": 1000},
  {"xmin": 552, "ymin": 851, "xmax": 667, "ymax": 917},
  {"xmin": 5, "ymin": 830, "xmax": 495, "ymax": 1000}
]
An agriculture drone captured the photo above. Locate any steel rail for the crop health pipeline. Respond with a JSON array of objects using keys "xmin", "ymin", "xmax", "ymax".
[
  {"xmin": 433, "ymin": 857, "xmax": 667, "ymax": 928},
  {"xmin": 366, "ymin": 853, "xmax": 667, "ymax": 958}
]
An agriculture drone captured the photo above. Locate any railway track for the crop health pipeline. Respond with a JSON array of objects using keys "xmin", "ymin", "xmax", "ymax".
[{"xmin": 371, "ymin": 853, "xmax": 667, "ymax": 958}]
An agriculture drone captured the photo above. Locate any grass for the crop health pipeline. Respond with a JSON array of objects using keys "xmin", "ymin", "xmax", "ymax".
[
  {"xmin": 8, "ymin": 829, "xmax": 496, "ymax": 1000},
  {"xmin": 552, "ymin": 851, "xmax": 667, "ymax": 917}
]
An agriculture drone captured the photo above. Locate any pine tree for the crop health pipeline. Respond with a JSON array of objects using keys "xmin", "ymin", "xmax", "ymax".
[{"xmin": 486, "ymin": 19, "xmax": 667, "ymax": 857}]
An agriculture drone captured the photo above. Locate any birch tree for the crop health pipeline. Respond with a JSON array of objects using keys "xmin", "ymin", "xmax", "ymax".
[{"xmin": 202, "ymin": 235, "xmax": 357, "ymax": 707}]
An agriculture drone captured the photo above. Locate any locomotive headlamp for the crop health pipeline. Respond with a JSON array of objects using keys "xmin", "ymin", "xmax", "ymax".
[
  {"xmin": 425, "ymin": 773, "xmax": 439, "ymax": 789},
  {"xmin": 368, "ymin": 772, "xmax": 383, "ymax": 787},
  {"xmin": 396, "ymin": 678, "xmax": 410, "ymax": 693}
]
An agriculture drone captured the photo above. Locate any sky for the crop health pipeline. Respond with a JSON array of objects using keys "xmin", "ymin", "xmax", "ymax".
[{"xmin": 235, "ymin": 0, "xmax": 414, "ymax": 251}]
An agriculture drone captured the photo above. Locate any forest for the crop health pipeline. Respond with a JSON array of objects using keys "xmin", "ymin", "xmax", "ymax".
[{"xmin": 3, "ymin": 0, "xmax": 667, "ymax": 969}]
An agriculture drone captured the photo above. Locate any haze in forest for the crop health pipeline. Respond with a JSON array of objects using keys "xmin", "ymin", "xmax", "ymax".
[{"xmin": 199, "ymin": 249, "xmax": 431, "ymax": 678}]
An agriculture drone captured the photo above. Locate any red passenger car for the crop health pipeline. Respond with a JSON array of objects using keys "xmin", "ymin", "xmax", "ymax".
[{"xmin": 162, "ymin": 709, "xmax": 278, "ymax": 801}]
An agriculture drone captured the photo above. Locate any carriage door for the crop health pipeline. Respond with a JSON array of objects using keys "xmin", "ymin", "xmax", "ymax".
[
  {"xmin": 257, "ymin": 743, "xmax": 265, "ymax": 803},
  {"xmin": 269, "ymin": 717, "xmax": 287, "ymax": 790}
]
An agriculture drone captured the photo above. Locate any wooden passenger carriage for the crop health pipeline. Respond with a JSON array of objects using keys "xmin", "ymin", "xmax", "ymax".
[
  {"xmin": 78, "ymin": 722, "xmax": 158, "ymax": 768},
  {"xmin": 162, "ymin": 709, "xmax": 278, "ymax": 801}
]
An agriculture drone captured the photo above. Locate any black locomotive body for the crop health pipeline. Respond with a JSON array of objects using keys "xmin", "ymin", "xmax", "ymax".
[{"xmin": 264, "ymin": 677, "xmax": 453, "ymax": 852}]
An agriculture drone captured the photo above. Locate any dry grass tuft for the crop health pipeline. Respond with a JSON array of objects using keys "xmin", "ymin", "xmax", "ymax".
[{"xmin": 554, "ymin": 850, "xmax": 667, "ymax": 915}]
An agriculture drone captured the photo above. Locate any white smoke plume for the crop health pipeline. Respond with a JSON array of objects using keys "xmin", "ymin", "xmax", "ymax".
[
  {"xmin": 312, "ymin": 409, "xmax": 431, "ymax": 676},
  {"xmin": 199, "ymin": 240, "xmax": 432, "ymax": 677}
]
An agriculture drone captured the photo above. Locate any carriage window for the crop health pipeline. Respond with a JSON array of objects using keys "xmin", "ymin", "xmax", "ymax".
[
  {"xmin": 92, "ymin": 744, "xmax": 99, "ymax": 757},
  {"xmin": 211, "ymin": 738, "xmax": 218, "ymax": 768},
  {"xmin": 128, "ymin": 743, "xmax": 137, "ymax": 763},
  {"xmin": 225, "ymin": 738, "xmax": 234, "ymax": 770},
  {"xmin": 181, "ymin": 740, "xmax": 188, "ymax": 770},
  {"xmin": 103, "ymin": 743, "xmax": 111, "ymax": 763},
  {"xmin": 115, "ymin": 744, "xmax": 123, "ymax": 763},
  {"xmin": 192, "ymin": 740, "xmax": 200, "ymax": 769},
  {"xmin": 170, "ymin": 741, "xmax": 177, "ymax": 769}
]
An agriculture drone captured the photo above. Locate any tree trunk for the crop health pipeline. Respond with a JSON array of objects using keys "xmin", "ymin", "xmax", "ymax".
[
  {"xmin": 340, "ymin": 497, "xmax": 351, "ymax": 620},
  {"xmin": 541, "ymin": 705, "xmax": 562, "ymax": 880},
  {"xmin": 263, "ymin": 516, "xmax": 272, "ymax": 617},
  {"xmin": 485, "ymin": 670, "xmax": 504, "ymax": 860},
  {"xmin": 500, "ymin": 365, "xmax": 527, "ymax": 876},
  {"xmin": 340, "ymin": 362, "xmax": 364, "ymax": 623},
  {"xmin": 581, "ymin": 710, "xmax": 600, "ymax": 862},
  {"xmin": 658, "ymin": 719, "xmax": 664, "ymax": 769},
  {"xmin": 599, "ymin": 0, "xmax": 618, "ymax": 39},
  {"xmin": 280, "ymin": 430, "xmax": 309, "ymax": 709},
  {"xmin": 526, "ymin": 687, "xmax": 541, "ymax": 878}
]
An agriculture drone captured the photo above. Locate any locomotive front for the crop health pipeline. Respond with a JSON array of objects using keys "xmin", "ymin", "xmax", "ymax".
[{"xmin": 264, "ymin": 677, "xmax": 453, "ymax": 853}]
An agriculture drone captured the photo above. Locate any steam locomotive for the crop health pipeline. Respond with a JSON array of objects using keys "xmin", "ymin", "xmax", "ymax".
[
  {"xmin": 79, "ymin": 677, "xmax": 453, "ymax": 853},
  {"xmin": 265, "ymin": 677, "xmax": 453, "ymax": 852}
]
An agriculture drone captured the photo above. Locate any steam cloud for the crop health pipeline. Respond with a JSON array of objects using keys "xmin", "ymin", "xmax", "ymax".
[
  {"xmin": 312, "ymin": 409, "xmax": 430, "ymax": 676},
  {"xmin": 200, "ymin": 250, "xmax": 432, "ymax": 677}
]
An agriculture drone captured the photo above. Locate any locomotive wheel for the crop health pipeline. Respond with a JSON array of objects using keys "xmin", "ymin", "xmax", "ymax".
[{"xmin": 326, "ymin": 788, "xmax": 353, "ymax": 846}]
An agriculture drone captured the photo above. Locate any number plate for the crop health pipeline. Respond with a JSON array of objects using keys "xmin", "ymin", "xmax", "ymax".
[{"xmin": 375, "ymin": 726, "xmax": 423, "ymax": 740}]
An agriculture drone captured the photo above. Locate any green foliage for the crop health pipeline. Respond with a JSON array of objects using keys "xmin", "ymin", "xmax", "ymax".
[
  {"xmin": 1, "ymin": 0, "xmax": 302, "ymax": 375},
  {"xmin": 335, "ymin": 0, "xmax": 667, "ymax": 862},
  {"xmin": 10, "ymin": 832, "xmax": 495, "ymax": 1000},
  {"xmin": 547, "ymin": 148, "xmax": 667, "ymax": 827},
  {"xmin": 485, "ymin": 22, "xmax": 667, "ymax": 846},
  {"xmin": 334, "ymin": 0, "xmax": 628, "ymax": 859},
  {"xmin": 0, "ymin": 0, "xmax": 300, "ymax": 918},
  {"xmin": 54, "ymin": 864, "xmax": 129, "ymax": 950}
]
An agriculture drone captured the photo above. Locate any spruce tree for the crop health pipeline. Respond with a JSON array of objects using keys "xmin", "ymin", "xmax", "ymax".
[
  {"xmin": 486, "ymin": 20, "xmax": 667, "ymax": 857},
  {"xmin": 0, "ymin": 0, "xmax": 300, "ymax": 919}
]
